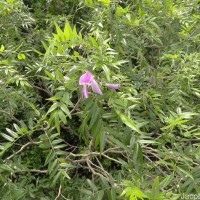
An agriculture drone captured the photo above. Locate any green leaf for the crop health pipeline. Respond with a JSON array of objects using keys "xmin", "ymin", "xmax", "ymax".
[
  {"xmin": 108, "ymin": 135, "xmax": 128, "ymax": 150},
  {"xmin": 49, "ymin": 159, "xmax": 58, "ymax": 174},
  {"xmin": 52, "ymin": 139, "xmax": 63, "ymax": 145},
  {"xmin": 160, "ymin": 174, "xmax": 174, "ymax": 188},
  {"xmin": 44, "ymin": 70, "xmax": 55, "ymax": 80},
  {"xmin": 52, "ymin": 170, "xmax": 61, "ymax": 186},
  {"xmin": 79, "ymin": 189, "xmax": 92, "ymax": 195},
  {"xmin": 87, "ymin": 179, "xmax": 98, "ymax": 191},
  {"xmin": 97, "ymin": 191, "xmax": 104, "ymax": 200},
  {"xmin": 161, "ymin": 117, "xmax": 188, "ymax": 130},
  {"xmin": 47, "ymin": 102, "xmax": 59, "ymax": 114},
  {"xmin": 116, "ymin": 111, "xmax": 142, "ymax": 134},
  {"xmin": 98, "ymin": 0, "xmax": 110, "ymax": 6},
  {"xmin": 54, "ymin": 144, "xmax": 67, "ymax": 149},
  {"xmin": 102, "ymin": 65, "xmax": 110, "ymax": 81},
  {"xmin": 64, "ymin": 21, "xmax": 73, "ymax": 40},
  {"xmin": 50, "ymin": 133, "xmax": 60, "ymax": 140},
  {"xmin": 54, "ymin": 111, "xmax": 60, "ymax": 134},
  {"xmin": 13, "ymin": 124, "xmax": 21, "ymax": 132},
  {"xmin": 47, "ymin": 93, "xmax": 62, "ymax": 101},
  {"xmin": 60, "ymin": 103, "xmax": 71, "ymax": 119},
  {"xmin": 84, "ymin": 0, "xmax": 93, "ymax": 6},
  {"xmin": 100, "ymin": 175, "xmax": 109, "ymax": 188},
  {"xmin": 61, "ymin": 170, "xmax": 71, "ymax": 179},
  {"xmin": 54, "ymin": 22, "xmax": 65, "ymax": 41},
  {"xmin": 177, "ymin": 166, "xmax": 194, "ymax": 180},
  {"xmin": 89, "ymin": 107, "xmax": 100, "ymax": 129},
  {"xmin": 100, "ymin": 131, "xmax": 106, "ymax": 153},
  {"xmin": 1, "ymin": 133, "xmax": 15, "ymax": 142},
  {"xmin": 0, "ymin": 164, "xmax": 14, "ymax": 173},
  {"xmin": 39, "ymin": 142, "xmax": 51, "ymax": 149},
  {"xmin": 133, "ymin": 187, "xmax": 146, "ymax": 198},
  {"xmin": 17, "ymin": 53, "xmax": 26, "ymax": 60},
  {"xmin": 0, "ymin": 44, "xmax": 5, "ymax": 51},
  {"xmin": 58, "ymin": 110, "xmax": 67, "ymax": 124},
  {"xmin": 151, "ymin": 176, "xmax": 160, "ymax": 195},
  {"xmin": 45, "ymin": 150, "xmax": 55, "ymax": 165},
  {"xmin": 28, "ymin": 102, "xmax": 40, "ymax": 116},
  {"xmin": 111, "ymin": 188, "xmax": 116, "ymax": 200},
  {"xmin": 6, "ymin": 128, "xmax": 18, "ymax": 138}
]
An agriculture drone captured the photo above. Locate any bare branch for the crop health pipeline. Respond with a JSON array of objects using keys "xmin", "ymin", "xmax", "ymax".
[
  {"xmin": 55, "ymin": 185, "xmax": 62, "ymax": 200},
  {"xmin": 69, "ymin": 149, "xmax": 123, "ymax": 163},
  {"xmin": 55, "ymin": 185, "xmax": 69, "ymax": 200},
  {"xmin": 101, "ymin": 154, "xmax": 122, "ymax": 164},
  {"xmin": 86, "ymin": 158, "xmax": 109, "ymax": 180},
  {"xmin": 67, "ymin": 145, "xmax": 124, "ymax": 179}
]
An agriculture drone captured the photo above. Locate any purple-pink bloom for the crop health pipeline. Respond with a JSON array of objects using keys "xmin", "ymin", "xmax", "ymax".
[
  {"xmin": 91, "ymin": 79, "xmax": 102, "ymax": 95},
  {"xmin": 79, "ymin": 71, "xmax": 93, "ymax": 85},
  {"xmin": 79, "ymin": 71, "xmax": 102, "ymax": 98},
  {"xmin": 81, "ymin": 84, "xmax": 89, "ymax": 98},
  {"xmin": 105, "ymin": 83, "xmax": 120, "ymax": 89}
]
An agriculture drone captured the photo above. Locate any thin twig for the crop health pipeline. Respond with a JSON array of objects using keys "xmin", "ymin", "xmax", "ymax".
[
  {"xmin": 14, "ymin": 169, "xmax": 47, "ymax": 174},
  {"xmin": 101, "ymin": 154, "xmax": 122, "ymax": 164},
  {"xmin": 67, "ymin": 146, "xmax": 123, "ymax": 179},
  {"xmin": 55, "ymin": 185, "xmax": 62, "ymax": 200},
  {"xmin": 86, "ymin": 158, "xmax": 109, "ymax": 180},
  {"xmin": 69, "ymin": 150, "xmax": 122, "ymax": 162},
  {"xmin": 5, "ymin": 141, "xmax": 40, "ymax": 160},
  {"xmin": 70, "ymin": 98, "xmax": 81, "ymax": 114},
  {"xmin": 55, "ymin": 185, "xmax": 69, "ymax": 200},
  {"xmin": 61, "ymin": 194, "xmax": 69, "ymax": 200},
  {"xmin": 95, "ymin": 156, "xmax": 109, "ymax": 177},
  {"xmin": 0, "ymin": 108, "xmax": 20, "ymax": 124},
  {"xmin": 103, "ymin": 147, "xmax": 122, "ymax": 154},
  {"xmin": 89, "ymin": 159, "xmax": 109, "ymax": 177},
  {"xmin": 32, "ymin": 84, "xmax": 53, "ymax": 97}
]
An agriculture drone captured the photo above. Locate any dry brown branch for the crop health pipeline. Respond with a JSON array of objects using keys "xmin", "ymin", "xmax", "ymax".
[
  {"xmin": 101, "ymin": 154, "xmax": 122, "ymax": 164},
  {"xmin": 55, "ymin": 185, "xmax": 62, "ymax": 200},
  {"xmin": 69, "ymin": 150, "xmax": 123, "ymax": 164},
  {"xmin": 54, "ymin": 185, "xmax": 68, "ymax": 200},
  {"xmin": 66, "ymin": 144, "xmax": 125, "ymax": 180},
  {"xmin": 86, "ymin": 158, "xmax": 109, "ymax": 180},
  {"xmin": 88, "ymin": 158, "xmax": 109, "ymax": 177}
]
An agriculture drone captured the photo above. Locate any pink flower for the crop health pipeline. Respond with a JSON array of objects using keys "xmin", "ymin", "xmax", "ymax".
[
  {"xmin": 91, "ymin": 79, "xmax": 102, "ymax": 95},
  {"xmin": 105, "ymin": 83, "xmax": 120, "ymax": 89},
  {"xmin": 79, "ymin": 71, "xmax": 102, "ymax": 98},
  {"xmin": 81, "ymin": 84, "xmax": 89, "ymax": 98},
  {"xmin": 79, "ymin": 71, "xmax": 93, "ymax": 85}
]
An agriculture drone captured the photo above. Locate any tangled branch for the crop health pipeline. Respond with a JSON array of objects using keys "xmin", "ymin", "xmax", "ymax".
[{"xmin": 66, "ymin": 142, "xmax": 124, "ymax": 180}]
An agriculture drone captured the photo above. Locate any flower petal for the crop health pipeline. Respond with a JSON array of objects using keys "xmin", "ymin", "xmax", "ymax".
[
  {"xmin": 91, "ymin": 79, "xmax": 102, "ymax": 95},
  {"xmin": 79, "ymin": 71, "xmax": 93, "ymax": 85},
  {"xmin": 105, "ymin": 83, "xmax": 120, "ymax": 89},
  {"xmin": 81, "ymin": 85, "xmax": 89, "ymax": 98}
]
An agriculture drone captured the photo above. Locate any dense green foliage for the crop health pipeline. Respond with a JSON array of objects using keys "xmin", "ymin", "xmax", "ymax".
[{"xmin": 0, "ymin": 0, "xmax": 200, "ymax": 199}]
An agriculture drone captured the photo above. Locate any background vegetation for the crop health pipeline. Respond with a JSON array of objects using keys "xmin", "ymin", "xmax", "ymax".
[{"xmin": 0, "ymin": 0, "xmax": 200, "ymax": 199}]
